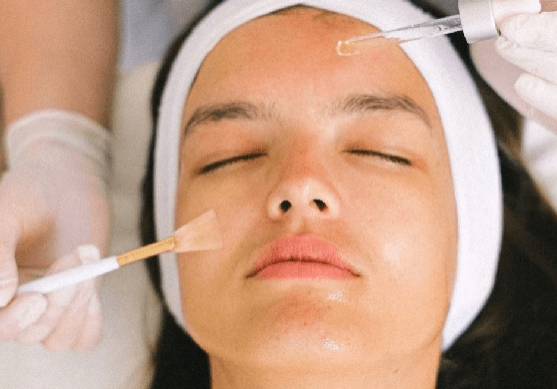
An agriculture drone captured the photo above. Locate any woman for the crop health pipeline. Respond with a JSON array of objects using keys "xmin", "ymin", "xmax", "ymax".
[{"xmin": 141, "ymin": 0, "xmax": 557, "ymax": 387}]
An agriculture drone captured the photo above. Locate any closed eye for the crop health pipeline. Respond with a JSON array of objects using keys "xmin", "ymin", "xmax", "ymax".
[
  {"xmin": 198, "ymin": 152, "xmax": 266, "ymax": 175},
  {"xmin": 348, "ymin": 149, "xmax": 411, "ymax": 166}
]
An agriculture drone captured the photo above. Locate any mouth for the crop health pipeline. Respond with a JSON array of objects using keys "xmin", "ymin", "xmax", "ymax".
[{"xmin": 247, "ymin": 235, "xmax": 359, "ymax": 279}]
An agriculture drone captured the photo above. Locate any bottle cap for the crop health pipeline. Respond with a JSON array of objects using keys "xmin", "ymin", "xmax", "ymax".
[{"xmin": 458, "ymin": 0, "xmax": 499, "ymax": 43}]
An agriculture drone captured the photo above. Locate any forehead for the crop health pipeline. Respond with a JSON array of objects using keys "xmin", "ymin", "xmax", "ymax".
[{"xmin": 183, "ymin": 6, "xmax": 440, "ymax": 129}]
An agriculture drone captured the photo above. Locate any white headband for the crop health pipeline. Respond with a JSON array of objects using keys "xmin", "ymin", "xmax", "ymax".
[{"xmin": 154, "ymin": 0, "xmax": 502, "ymax": 350}]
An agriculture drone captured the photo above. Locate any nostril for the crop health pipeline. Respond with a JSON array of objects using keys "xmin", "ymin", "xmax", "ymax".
[
  {"xmin": 280, "ymin": 200, "xmax": 292, "ymax": 212},
  {"xmin": 314, "ymin": 199, "xmax": 327, "ymax": 212}
]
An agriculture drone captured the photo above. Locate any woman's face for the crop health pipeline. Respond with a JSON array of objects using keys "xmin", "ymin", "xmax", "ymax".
[{"xmin": 175, "ymin": 8, "xmax": 457, "ymax": 373}]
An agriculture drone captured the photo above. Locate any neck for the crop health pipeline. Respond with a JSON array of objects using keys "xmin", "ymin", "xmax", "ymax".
[{"xmin": 209, "ymin": 347, "xmax": 441, "ymax": 389}]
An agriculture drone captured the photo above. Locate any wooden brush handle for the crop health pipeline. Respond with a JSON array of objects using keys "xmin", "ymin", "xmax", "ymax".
[{"xmin": 117, "ymin": 237, "xmax": 175, "ymax": 266}]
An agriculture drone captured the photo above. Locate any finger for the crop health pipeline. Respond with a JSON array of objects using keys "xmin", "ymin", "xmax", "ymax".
[
  {"xmin": 73, "ymin": 293, "xmax": 103, "ymax": 352},
  {"xmin": 514, "ymin": 73, "xmax": 557, "ymax": 119},
  {"xmin": 16, "ymin": 283, "xmax": 80, "ymax": 343},
  {"xmin": 491, "ymin": 0, "xmax": 541, "ymax": 27},
  {"xmin": 500, "ymin": 12, "xmax": 557, "ymax": 52},
  {"xmin": 0, "ymin": 293, "xmax": 47, "ymax": 341},
  {"xmin": 68, "ymin": 246, "xmax": 103, "ymax": 352},
  {"xmin": 40, "ymin": 245, "xmax": 101, "ymax": 351},
  {"xmin": 41, "ymin": 278, "xmax": 96, "ymax": 351},
  {"xmin": 496, "ymin": 37, "xmax": 557, "ymax": 84},
  {"xmin": 15, "ymin": 249, "xmax": 83, "ymax": 343}
]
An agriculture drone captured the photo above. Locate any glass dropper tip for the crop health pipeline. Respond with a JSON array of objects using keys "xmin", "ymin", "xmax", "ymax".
[{"xmin": 336, "ymin": 40, "xmax": 359, "ymax": 56}]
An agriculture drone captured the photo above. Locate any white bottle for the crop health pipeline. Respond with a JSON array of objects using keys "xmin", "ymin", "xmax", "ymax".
[{"xmin": 458, "ymin": 0, "xmax": 541, "ymax": 43}]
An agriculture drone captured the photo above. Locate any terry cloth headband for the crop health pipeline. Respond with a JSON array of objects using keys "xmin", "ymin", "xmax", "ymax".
[{"xmin": 154, "ymin": 0, "xmax": 502, "ymax": 350}]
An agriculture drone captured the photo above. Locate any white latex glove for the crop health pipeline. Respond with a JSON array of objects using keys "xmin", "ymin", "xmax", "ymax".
[
  {"xmin": 495, "ymin": 11, "xmax": 557, "ymax": 120},
  {"xmin": 0, "ymin": 110, "xmax": 111, "ymax": 351},
  {"xmin": 0, "ymin": 245, "xmax": 103, "ymax": 351}
]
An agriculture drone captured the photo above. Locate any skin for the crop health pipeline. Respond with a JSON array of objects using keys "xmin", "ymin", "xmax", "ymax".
[
  {"xmin": 0, "ymin": 0, "xmax": 117, "ymax": 130},
  {"xmin": 175, "ymin": 8, "xmax": 457, "ymax": 389}
]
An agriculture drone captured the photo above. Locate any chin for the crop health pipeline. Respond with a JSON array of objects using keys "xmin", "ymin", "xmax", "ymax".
[
  {"xmin": 209, "ymin": 312, "xmax": 369, "ymax": 370},
  {"xmin": 223, "ymin": 334, "xmax": 361, "ymax": 372}
]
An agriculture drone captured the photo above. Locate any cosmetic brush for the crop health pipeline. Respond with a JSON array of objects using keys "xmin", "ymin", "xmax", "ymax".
[{"xmin": 17, "ymin": 209, "xmax": 222, "ymax": 295}]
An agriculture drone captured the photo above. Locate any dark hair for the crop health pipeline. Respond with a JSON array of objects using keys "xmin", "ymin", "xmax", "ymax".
[{"xmin": 141, "ymin": 3, "xmax": 557, "ymax": 388}]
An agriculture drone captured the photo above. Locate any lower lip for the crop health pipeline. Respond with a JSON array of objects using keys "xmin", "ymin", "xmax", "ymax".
[{"xmin": 256, "ymin": 261, "xmax": 355, "ymax": 279}]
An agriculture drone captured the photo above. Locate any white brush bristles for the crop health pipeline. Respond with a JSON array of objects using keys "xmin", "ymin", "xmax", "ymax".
[{"xmin": 173, "ymin": 209, "xmax": 223, "ymax": 252}]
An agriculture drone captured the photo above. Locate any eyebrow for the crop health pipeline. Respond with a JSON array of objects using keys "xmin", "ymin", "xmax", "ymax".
[
  {"xmin": 335, "ymin": 93, "xmax": 432, "ymax": 128},
  {"xmin": 182, "ymin": 93, "xmax": 431, "ymax": 138},
  {"xmin": 183, "ymin": 102, "xmax": 266, "ymax": 138}
]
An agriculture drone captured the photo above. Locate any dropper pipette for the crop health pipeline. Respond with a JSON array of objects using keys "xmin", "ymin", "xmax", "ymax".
[
  {"xmin": 337, "ymin": 0, "xmax": 501, "ymax": 56},
  {"xmin": 337, "ymin": 14, "xmax": 463, "ymax": 56}
]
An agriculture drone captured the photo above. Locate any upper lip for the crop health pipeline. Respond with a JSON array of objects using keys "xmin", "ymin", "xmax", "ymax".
[{"xmin": 247, "ymin": 234, "xmax": 358, "ymax": 278}]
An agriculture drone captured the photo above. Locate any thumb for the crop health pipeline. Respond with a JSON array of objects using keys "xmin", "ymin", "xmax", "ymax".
[
  {"xmin": 0, "ymin": 171, "xmax": 57, "ymax": 307},
  {"xmin": 500, "ymin": 12, "xmax": 557, "ymax": 52}
]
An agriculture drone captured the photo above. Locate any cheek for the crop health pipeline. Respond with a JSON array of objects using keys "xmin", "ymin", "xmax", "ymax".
[
  {"xmin": 353, "ymin": 180, "xmax": 455, "ymax": 290},
  {"xmin": 340, "ymin": 168, "xmax": 457, "ymax": 350},
  {"xmin": 175, "ymin": 162, "xmax": 266, "ymax": 238},
  {"xmin": 174, "ymin": 171, "xmax": 269, "ymax": 345}
]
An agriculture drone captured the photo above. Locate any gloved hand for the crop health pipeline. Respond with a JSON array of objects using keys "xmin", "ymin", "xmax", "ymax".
[
  {"xmin": 0, "ymin": 245, "xmax": 103, "ymax": 351},
  {"xmin": 495, "ymin": 11, "xmax": 557, "ymax": 120},
  {"xmin": 0, "ymin": 110, "xmax": 111, "ymax": 351}
]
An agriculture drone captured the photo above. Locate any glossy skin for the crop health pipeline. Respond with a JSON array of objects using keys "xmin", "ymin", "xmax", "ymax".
[{"xmin": 175, "ymin": 8, "xmax": 457, "ymax": 389}]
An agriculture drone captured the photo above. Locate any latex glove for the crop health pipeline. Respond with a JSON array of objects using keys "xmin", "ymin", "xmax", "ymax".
[
  {"xmin": 495, "ymin": 11, "xmax": 557, "ymax": 120},
  {"xmin": 0, "ymin": 110, "xmax": 110, "ymax": 351},
  {"xmin": 0, "ymin": 245, "xmax": 103, "ymax": 351}
]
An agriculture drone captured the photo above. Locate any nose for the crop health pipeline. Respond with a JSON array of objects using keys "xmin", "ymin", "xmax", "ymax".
[{"xmin": 266, "ymin": 164, "xmax": 340, "ymax": 221}]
